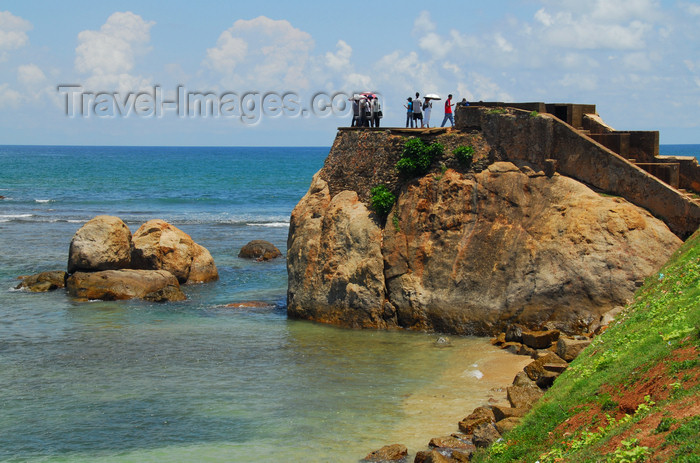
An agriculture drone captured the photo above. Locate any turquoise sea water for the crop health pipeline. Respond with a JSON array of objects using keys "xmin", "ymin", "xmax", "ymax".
[
  {"xmin": 659, "ymin": 144, "xmax": 700, "ymax": 159},
  {"xmin": 0, "ymin": 145, "xmax": 530, "ymax": 462}
]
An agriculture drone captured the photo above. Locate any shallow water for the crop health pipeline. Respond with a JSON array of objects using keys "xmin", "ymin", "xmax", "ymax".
[{"xmin": 0, "ymin": 293, "xmax": 529, "ymax": 462}]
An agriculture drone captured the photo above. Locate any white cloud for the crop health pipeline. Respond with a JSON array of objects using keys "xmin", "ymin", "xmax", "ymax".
[
  {"xmin": 0, "ymin": 83, "xmax": 21, "ymax": 108},
  {"xmin": 205, "ymin": 16, "xmax": 314, "ymax": 89},
  {"xmin": 75, "ymin": 11, "xmax": 155, "ymax": 92},
  {"xmin": 17, "ymin": 63, "xmax": 46, "ymax": 87},
  {"xmin": 413, "ymin": 10, "xmax": 436, "ymax": 35},
  {"xmin": 325, "ymin": 40, "xmax": 352, "ymax": 72},
  {"xmin": 559, "ymin": 73, "xmax": 599, "ymax": 91},
  {"xmin": 680, "ymin": 2, "xmax": 700, "ymax": 16},
  {"xmin": 534, "ymin": 7, "xmax": 652, "ymax": 49},
  {"xmin": 0, "ymin": 11, "xmax": 31, "ymax": 61},
  {"xmin": 494, "ymin": 34, "xmax": 514, "ymax": 53},
  {"xmin": 622, "ymin": 51, "xmax": 652, "ymax": 71}
]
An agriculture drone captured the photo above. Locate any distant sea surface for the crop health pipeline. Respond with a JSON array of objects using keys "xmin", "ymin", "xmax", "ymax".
[
  {"xmin": 660, "ymin": 144, "xmax": 700, "ymax": 160},
  {"xmin": 0, "ymin": 145, "xmax": 529, "ymax": 462}
]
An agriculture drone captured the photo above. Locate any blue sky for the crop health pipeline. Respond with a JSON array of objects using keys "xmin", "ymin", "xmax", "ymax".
[{"xmin": 0, "ymin": 0, "xmax": 698, "ymax": 146}]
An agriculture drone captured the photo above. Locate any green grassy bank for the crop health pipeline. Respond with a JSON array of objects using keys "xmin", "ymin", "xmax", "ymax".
[{"xmin": 474, "ymin": 229, "xmax": 700, "ymax": 462}]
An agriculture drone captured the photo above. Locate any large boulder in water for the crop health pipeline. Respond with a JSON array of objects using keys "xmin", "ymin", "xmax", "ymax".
[
  {"xmin": 66, "ymin": 269, "xmax": 186, "ymax": 302},
  {"xmin": 130, "ymin": 219, "xmax": 218, "ymax": 284},
  {"xmin": 67, "ymin": 215, "xmax": 132, "ymax": 273},
  {"xmin": 238, "ymin": 240, "xmax": 282, "ymax": 261}
]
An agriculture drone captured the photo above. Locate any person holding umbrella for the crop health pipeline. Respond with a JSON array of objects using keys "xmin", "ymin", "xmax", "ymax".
[{"xmin": 423, "ymin": 93, "xmax": 440, "ymax": 128}]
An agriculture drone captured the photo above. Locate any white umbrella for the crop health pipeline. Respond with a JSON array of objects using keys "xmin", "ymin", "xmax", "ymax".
[{"xmin": 425, "ymin": 93, "xmax": 441, "ymax": 100}]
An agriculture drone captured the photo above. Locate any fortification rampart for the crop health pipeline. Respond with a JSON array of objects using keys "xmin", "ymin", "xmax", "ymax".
[{"xmin": 456, "ymin": 105, "xmax": 700, "ymax": 238}]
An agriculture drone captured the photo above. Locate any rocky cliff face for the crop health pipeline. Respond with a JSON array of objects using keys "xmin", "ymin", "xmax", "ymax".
[{"xmin": 287, "ymin": 130, "xmax": 683, "ymax": 335}]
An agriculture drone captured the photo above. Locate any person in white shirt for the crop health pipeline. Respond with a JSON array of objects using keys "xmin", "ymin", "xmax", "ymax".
[{"xmin": 413, "ymin": 92, "xmax": 423, "ymax": 128}]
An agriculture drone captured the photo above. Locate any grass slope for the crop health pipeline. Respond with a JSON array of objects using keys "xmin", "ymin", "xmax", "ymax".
[{"xmin": 474, "ymin": 230, "xmax": 700, "ymax": 463}]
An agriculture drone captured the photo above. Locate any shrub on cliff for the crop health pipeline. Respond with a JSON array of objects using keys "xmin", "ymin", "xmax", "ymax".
[
  {"xmin": 370, "ymin": 185, "xmax": 396, "ymax": 217},
  {"xmin": 453, "ymin": 145, "xmax": 475, "ymax": 168},
  {"xmin": 396, "ymin": 138, "xmax": 444, "ymax": 177}
]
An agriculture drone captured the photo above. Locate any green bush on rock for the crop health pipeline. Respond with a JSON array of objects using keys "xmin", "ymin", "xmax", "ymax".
[
  {"xmin": 370, "ymin": 185, "xmax": 396, "ymax": 217},
  {"xmin": 396, "ymin": 138, "xmax": 444, "ymax": 177},
  {"xmin": 453, "ymin": 145, "xmax": 475, "ymax": 168}
]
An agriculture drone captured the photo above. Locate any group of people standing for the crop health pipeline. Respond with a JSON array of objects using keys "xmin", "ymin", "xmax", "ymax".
[
  {"xmin": 405, "ymin": 93, "xmax": 464, "ymax": 128},
  {"xmin": 351, "ymin": 95, "xmax": 382, "ymax": 128},
  {"xmin": 350, "ymin": 92, "xmax": 468, "ymax": 128}
]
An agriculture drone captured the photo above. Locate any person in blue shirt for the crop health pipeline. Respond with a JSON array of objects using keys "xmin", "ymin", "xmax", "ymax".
[{"xmin": 405, "ymin": 97, "xmax": 414, "ymax": 128}]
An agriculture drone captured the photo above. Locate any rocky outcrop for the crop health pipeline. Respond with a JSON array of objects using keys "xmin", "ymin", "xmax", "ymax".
[
  {"xmin": 67, "ymin": 215, "xmax": 132, "ymax": 273},
  {"xmin": 66, "ymin": 269, "xmax": 186, "ymax": 302},
  {"xmin": 20, "ymin": 216, "xmax": 217, "ymax": 303},
  {"xmin": 131, "ymin": 219, "xmax": 218, "ymax": 284},
  {"xmin": 15, "ymin": 271, "xmax": 67, "ymax": 292},
  {"xmin": 238, "ymin": 240, "xmax": 282, "ymax": 261},
  {"xmin": 382, "ymin": 163, "xmax": 680, "ymax": 335},
  {"xmin": 288, "ymin": 128, "xmax": 682, "ymax": 335},
  {"xmin": 287, "ymin": 175, "xmax": 390, "ymax": 328}
]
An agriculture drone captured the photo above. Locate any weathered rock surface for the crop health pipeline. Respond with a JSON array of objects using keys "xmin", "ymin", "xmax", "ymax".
[
  {"xmin": 557, "ymin": 337, "xmax": 592, "ymax": 362},
  {"xmin": 429, "ymin": 436, "xmax": 475, "ymax": 452},
  {"xmin": 495, "ymin": 417, "xmax": 521, "ymax": 434},
  {"xmin": 507, "ymin": 385, "xmax": 544, "ymax": 409},
  {"xmin": 67, "ymin": 215, "xmax": 132, "ymax": 273},
  {"xmin": 15, "ymin": 271, "xmax": 67, "ymax": 292},
  {"xmin": 524, "ymin": 353, "xmax": 567, "ymax": 382},
  {"xmin": 491, "ymin": 404, "xmax": 528, "ymax": 421},
  {"xmin": 414, "ymin": 450, "xmax": 454, "ymax": 463},
  {"xmin": 287, "ymin": 129, "xmax": 682, "ymax": 335},
  {"xmin": 522, "ymin": 330, "xmax": 560, "ymax": 349},
  {"xmin": 287, "ymin": 175, "xmax": 389, "ymax": 328},
  {"xmin": 131, "ymin": 219, "xmax": 218, "ymax": 284},
  {"xmin": 66, "ymin": 269, "xmax": 186, "ymax": 302},
  {"xmin": 472, "ymin": 423, "xmax": 501, "ymax": 448},
  {"xmin": 362, "ymin": 443, "xmax": 407, "ymax": 462},
  {"xmin": 238, "ymin": 240, "xmax": 282, "ymax": 261},
  {"xmin": 458, "ymin": 406, "xmax": 495, "ymax": 434}
]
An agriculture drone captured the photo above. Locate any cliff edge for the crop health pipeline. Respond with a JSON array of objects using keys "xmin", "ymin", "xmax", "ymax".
[{"xmin": 287, "ymin": 110, "xmax": 691, "ymax": 335}]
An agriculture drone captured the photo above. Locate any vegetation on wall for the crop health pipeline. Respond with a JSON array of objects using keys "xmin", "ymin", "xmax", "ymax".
[
  {"xmin": 453, "ymin": 145, "xmax": 475, "ymax": 168},
  {"xmin": 369, "ymin": 184, "xmax": 396, "ymax": 217},
  {"xmin": 396, "ymin": 138, "xmax": 444, "ymax": 177}
]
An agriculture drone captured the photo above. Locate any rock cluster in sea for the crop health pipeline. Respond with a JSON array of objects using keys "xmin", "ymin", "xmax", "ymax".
[{"xmin": 16, "ymin": 215, "xmax": 218, "ymax": 302}]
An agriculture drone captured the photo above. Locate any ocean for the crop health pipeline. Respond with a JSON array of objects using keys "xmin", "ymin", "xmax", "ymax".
[{"xmin": 0, "ymin": 145, "xmax": 534, "ymax": 462}]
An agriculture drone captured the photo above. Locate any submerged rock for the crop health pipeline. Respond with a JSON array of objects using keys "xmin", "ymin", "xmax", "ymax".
[
  {"xmin": 131, "ymin": 219, "xmax": 218, "ymax": 284},
  {"xmin": 66, "ymin": 269, "xmax": 186, "ymax": 302},
  {"xmin": 238, "ymin": 240, "xmax": 282, "ymax": 261},
  {"xmin": 15, "ymin": 271, "xmax": 67, "ymax": 292},
  {"xmin": 67, "ymin": 215, "xmax": 132, "ymax": 273}
]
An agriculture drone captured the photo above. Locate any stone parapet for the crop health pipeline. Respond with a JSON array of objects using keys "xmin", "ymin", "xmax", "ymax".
[{"xmin": 455, "ymin": 105, "xmax": 700, "ymax": 238}]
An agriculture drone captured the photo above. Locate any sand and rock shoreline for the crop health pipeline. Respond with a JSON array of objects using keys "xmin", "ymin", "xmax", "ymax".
[{"xmin": 362, "ymin": 325, "xmax": 597, "ymax": 462}]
